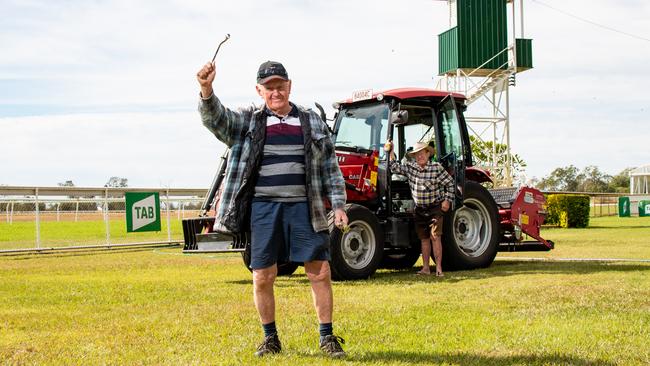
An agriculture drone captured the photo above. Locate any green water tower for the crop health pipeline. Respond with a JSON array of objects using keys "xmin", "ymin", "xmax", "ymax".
[
  {"xmin": 438, "ymin": 0, "xmax": 533, "ymax": 76},
  {"xmin": 435, "ymin": 0, "xmax": 533, "ymax": 186}
]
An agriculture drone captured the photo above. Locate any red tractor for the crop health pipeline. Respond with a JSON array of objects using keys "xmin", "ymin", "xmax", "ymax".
[{"xmin": 182, "ymin": 88, "xmax": 553, "ymax": 280}]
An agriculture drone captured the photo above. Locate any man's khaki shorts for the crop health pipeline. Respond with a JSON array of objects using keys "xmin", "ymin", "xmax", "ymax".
[{"xmin": 414, "ymin": 215, "xmax": 444, "ymax": 240}]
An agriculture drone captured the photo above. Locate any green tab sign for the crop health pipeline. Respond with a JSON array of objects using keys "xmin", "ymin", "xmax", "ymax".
[{"xmin": 125, "ymin": 192, "xmax": 161, "ymax": 232}]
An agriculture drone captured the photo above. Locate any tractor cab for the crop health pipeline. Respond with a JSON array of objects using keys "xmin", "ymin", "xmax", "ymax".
[{"xmin": 333, "ymin": 88, "xmax": 473, "ymax": 217}]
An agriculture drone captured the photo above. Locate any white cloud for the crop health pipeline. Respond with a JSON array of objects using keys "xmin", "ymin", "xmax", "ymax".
[
  {"xmin": 0, "ymin": 112, "xmax": 227, "ymax": 187},
  {"xmin": 1, "ymin": 0, "xmax": 649, "ymax": 186}
]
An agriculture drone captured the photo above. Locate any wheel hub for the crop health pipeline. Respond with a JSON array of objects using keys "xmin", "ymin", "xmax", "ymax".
[
  {"xmin": 349, "ymin": 238, "xmax": 360, "ymax": 252},
  {"xmin": 452, "ymin": 198, "xmax": 493, "ymax": 257},
  {"xmin": 343, "ymin": 231, "xmax": 365, "ymax": 258},
  {"xmin": 340, "ymin": 220, "xmax": 376, "ymax": 269}
]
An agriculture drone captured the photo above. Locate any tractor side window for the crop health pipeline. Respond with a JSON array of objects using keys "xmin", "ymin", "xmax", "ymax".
[
  {"xmin": 400, "ymin": 106, "xmax": 435, "ymax": 161},
  {"xmin": 438, "ymin": 100, "xmax": 463, "ymax": 161}
]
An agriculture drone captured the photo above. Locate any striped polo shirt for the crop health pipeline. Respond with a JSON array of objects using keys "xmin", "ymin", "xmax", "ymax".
[{"xmin": 254, "ymin": 103, "xmax": 307, "ymax": 202}]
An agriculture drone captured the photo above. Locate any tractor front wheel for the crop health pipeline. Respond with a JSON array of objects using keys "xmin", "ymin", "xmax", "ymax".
[
  {"xmin": 442, "ymin": 181, "xmax": 499, "ymax": 270},
  {"xmin": 329, "ymin": 204, "xmax": 384, "ymax": 280}
]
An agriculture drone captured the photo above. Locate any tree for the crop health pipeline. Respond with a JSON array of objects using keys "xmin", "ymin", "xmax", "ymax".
[
  {"xmin": 57, "ymin": 180, "xmax": 97, "ymax": 211},
  {"xmin": 608, "ymin": 167, "xmax": 634, "ymax": 193},
  {"xmin": 536, "ymin": 165, "xmax": 581, "ymax": 191},
  {"xmin": 536, "ymin": 166, "xmax": 632, "ymax": 193},
  {"xmin": 577, "ymin": 166, "xmax": 611, "ymax": 193},
  {"xmin": 104, "ymin": 177, "xmax": 128, "ymax": 211},
  {"xmin": 104, "ymin": 177, "xmax": 128, "ymax": 188},
  {"xmin": 469, "ymin": 136, "xmax": 527, "ymax": 185}
]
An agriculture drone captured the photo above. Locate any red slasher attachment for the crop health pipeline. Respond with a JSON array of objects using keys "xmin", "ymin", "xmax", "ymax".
[{"xmin": 491, "ymin": 186, "xmax": 555, "ymax": 252}]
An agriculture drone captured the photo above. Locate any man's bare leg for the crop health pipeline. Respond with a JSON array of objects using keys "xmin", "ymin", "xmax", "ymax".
[
  {"xmin": 253, "ymin": 264, "xmax": 278, "ymax": 324},
  {"xmin": 304, "ymin": 260, "xmax": 332, "ymax": 323},
  {"xmin": 419, "ymin": 238, "xmax": 432, "ymax": 274},
  {"xmin": 432, "ymin": 235, "xmax": 443, "ymax": 276}
]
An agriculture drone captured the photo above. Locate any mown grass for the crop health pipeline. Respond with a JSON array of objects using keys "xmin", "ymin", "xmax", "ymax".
[
  {"xmin": 500, "ymin": 216, "xmax": 650, "ymax": 259},
  {"xmin": 0, "ymin": 219, "xmax": 184, "ymax": 250},
  {"xmin": 1, "ymin": 217, "xmax": 649, "ymax": 365}
]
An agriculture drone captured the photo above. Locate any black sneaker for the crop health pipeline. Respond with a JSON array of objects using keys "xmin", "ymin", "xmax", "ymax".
[
  {"xmin": 320, "ymin": 335, "xmax": 346, "ymax": 358},
  {"xmin": 254, "ymin": 333, "xmax": 281, "ymax": 357}
]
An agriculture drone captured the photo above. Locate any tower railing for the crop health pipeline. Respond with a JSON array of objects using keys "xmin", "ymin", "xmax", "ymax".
[{"xmin": 436, "ymin": 44, "xmax": 517, "ymax": 104}]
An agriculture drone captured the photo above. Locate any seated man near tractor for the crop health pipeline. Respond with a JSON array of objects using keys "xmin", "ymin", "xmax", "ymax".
[{"xmin": 385, "ymin": 140, "xmax": 454, "ymax": 276}]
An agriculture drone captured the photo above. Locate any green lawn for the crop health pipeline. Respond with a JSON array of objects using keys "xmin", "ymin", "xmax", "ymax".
[
  {"xmin": 0, "ymin": 217, "xmax": 649, "ymax": 365},
  {"xmin": 0, "ymin": 219, "xmax": 184, "ymax": 250},
  {"xmin": 500, "ymin": 216, "xmax": 650, "ymax": 260}
]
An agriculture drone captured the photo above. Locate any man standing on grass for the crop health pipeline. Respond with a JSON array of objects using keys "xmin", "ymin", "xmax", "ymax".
[
  {"xmin": 386, "ymin": 141, "xmax": 454, "ymax": 277},
  {"xmin": 195, "ymin": 60, "xmax": 348, "ymax": 358}
]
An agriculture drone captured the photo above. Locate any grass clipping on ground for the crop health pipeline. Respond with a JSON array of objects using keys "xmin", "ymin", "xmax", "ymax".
[{"xmin": 1, "ymin": 216, "xmax": 649, "ymax": 365}]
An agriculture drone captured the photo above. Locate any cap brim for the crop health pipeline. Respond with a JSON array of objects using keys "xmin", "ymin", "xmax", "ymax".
[{"xmin": 257, "ymin": 75, "xmax": 289, "ymax": 84}]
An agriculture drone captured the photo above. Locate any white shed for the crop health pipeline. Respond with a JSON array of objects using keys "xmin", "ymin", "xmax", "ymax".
[{"xmin": 630, "ymin": 165, "xmax": 650, "ymax": 194}]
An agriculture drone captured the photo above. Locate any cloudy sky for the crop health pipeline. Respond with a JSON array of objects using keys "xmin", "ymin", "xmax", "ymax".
[{"xmin": 1, "ymin": 0, "xmax": 649, "ymax": 188}]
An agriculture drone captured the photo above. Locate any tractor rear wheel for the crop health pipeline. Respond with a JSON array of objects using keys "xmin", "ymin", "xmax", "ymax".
[
  {"xmin": 329, "ymin": 204, "xmax": 384, "ymax": 280},
  {"xmin": 242, "ymin": 243, "xmax": 299, "ymax": 276},
  {"xmin": 442, "ymin": 181, "xmax": 499, "ymax": 270}
]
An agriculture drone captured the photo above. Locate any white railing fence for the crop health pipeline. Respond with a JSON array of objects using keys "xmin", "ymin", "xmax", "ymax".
[
  {"xmin": 0, "ymin": 186, "xmax": 208, "ymax": 253},
  {"xmin": 2, "ymin": 186, "xmax": 647, "ymax": 254}
]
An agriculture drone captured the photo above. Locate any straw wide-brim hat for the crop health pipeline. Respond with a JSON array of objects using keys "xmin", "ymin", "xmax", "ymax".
[{"xmin": 407, "ymin": 142, "xmax": 435, "ymax": 157}]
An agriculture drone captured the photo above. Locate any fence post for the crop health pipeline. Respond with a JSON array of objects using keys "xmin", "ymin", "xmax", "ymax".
[
  {"xmin": 75, "ymin": 200, "xmax": 79, "ymax": 222},
  {"xmin": 608, "ymin": 196, "xmax": 611, "ymax": 216},
  {"xmin": 57, "ymin": 202, "xmax": 60, "ymax": 222},
  {"xmin": 35, "ymin": 188, "xmax": 40, "ymax": 249},
  {"xmin": 10, "ymin": 201, "xmax": 13, "ymax": 225},
  {"xmin": 599, "ymin": 196, "xmax": 603, "ymax": 217},
  {"xmin": 104, "ymin": 189, "xmax": 111, "ymax": 246},
  {"xmin": 166, "ymin": 188, "xmax": 171, "ymax": 242}
]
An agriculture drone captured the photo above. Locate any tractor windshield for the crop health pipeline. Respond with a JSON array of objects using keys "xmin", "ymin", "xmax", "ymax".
[{"xmin": 334, "ymin": 103, "xmax": 389, "ymax": 157}]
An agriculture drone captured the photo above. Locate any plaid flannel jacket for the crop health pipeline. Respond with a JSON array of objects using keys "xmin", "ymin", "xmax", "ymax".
[
  {"xmin": 389, "ymin": 159, "xmax": 455, "ymax": 207},
  {"xmin": 199, "ymin": 94, "xmax": 346, "ymax": 233}
]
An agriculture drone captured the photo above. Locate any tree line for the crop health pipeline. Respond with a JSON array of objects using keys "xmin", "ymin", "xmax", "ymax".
[
  {"xmin": 0, "ymin": 177, "xmax": 131, "ymax": 212},
  {"xmin": 532, "ymin": 165, "xmax": 632, "ymax": 193},
  {"xmin": 468, "ymin": 138, "xmax": 632, "ymax": 193}
]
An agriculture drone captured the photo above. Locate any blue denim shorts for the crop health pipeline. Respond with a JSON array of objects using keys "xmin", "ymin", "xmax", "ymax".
[{"xmin": 250, "ymin": 200, "xmax": 330, "ymax": 270}]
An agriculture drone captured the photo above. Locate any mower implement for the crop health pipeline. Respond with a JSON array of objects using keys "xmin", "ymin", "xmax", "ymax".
[{"xmin": 181, "ymin": 151, "xmax": 245, "ymax": 254}]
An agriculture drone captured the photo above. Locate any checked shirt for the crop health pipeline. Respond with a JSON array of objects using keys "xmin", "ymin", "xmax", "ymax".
[
  {"xmin": 389, "ymin": 159, "xmax": 455, "ymax": 207},
  {"xmin": 198, "ymin": 93, "xmax": 346, "ymax": 233}
]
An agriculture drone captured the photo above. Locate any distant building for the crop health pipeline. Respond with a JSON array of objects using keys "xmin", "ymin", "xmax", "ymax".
[{"xmin": 630, "ymin": 165, "xmax": 650, "ymax": 194}]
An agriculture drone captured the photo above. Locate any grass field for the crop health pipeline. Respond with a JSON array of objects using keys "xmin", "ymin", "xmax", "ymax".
[
  {"xmin": 0, "ymin": 219, "xmax": 184, "ymax": 250},
  {"xmin": 1, "ymin": 217, "xmax": 649, "ymax": 365}
]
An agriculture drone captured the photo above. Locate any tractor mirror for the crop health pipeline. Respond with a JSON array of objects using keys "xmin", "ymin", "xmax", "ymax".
[{"xmin": 390, "ymin": 110, "xmax": 409, "ymax": 125}]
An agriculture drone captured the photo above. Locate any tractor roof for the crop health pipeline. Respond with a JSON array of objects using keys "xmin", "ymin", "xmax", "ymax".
[{"xmin": 340, "ymin": 87, "xmax": 466, "ymax": 105}]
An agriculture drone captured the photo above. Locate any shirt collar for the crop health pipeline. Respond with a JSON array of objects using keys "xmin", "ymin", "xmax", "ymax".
[
  {"xmin": 264, "ymin": 102, "xmax": 298, "ymax": 119},
  {"xmin": 410, "ymin": 160, "xmax": 433, "ymax": 171}
]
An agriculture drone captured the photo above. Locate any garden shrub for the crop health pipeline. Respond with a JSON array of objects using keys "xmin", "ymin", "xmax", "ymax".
[{"xmin": 545, "ymin": 194, "xmax": 590, "ymax": 228}]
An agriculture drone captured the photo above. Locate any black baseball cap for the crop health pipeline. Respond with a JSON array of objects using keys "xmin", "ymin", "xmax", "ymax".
[{"xmin": 257, "ymin": 61, "xmax": 289, "ymax": 84}]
